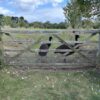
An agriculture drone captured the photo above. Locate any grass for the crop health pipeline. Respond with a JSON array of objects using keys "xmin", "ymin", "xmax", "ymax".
[{"xmin": 0, "ymin": 68, "xmax": 100, "ymax": 100}]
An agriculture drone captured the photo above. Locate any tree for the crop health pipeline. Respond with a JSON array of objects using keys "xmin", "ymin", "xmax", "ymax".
[
  {"xmin": 4, "ymin": 16, "xmax": 11, "ymax": 26},
  {"xmin": 44, "ymin": 21, "xmax": 51, "ymax": 28},
  {"xmin": 29, "ymin": 21, "xmax": 43, "ymax": 28},
  {"xmin": 24, "ymin": 20, "xmax": 29, "ymax": 28},
  {"xmin": 19, "ymin": 16, "xmax": 25, "ymax": 27},
  {"xmin": 58, "ymin": 22, "xmax": 66, "ymax": 29},
  {"xmin": 76, "ymin": 0, "xmax": 100, "ymax": 29},
  {"xmin": 63, "ymin": 0, "xmax": 82, "ymax": 29},
  {"xmin": 0, "ymin": 14, "xmax": 4, "ymax": 26},
  {"xmin": 11, "ymin": 16, "xmax": 19, "ymax": 28},
  {"xmin": 52, "ymin": 23, "xmax": 59, "ymax": 29}
]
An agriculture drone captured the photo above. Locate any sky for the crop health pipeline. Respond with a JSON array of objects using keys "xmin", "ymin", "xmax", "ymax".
[{"xmin": 0, "ymin": 0, "xmax": 68, "ymax": 23}]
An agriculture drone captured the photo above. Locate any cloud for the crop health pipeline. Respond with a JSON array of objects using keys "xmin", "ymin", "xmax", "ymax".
[
  {"xmin": 12, "ymin": 0, "xmax": 64, "ymax": 10},
  {"xmin": 34, "ymin": 7, "xmax": 65, "ymax": 23},
  {"xmin": 16, "ymin": 7, "xmax": 65, "ymax": 23},
  {"xmin": 52, "ymin": 0, "xmax": 64, "ymax": 6},
  {"xmin": 0, "ymin": 0, "xmax": 65, "ymax": 23},
  {"xmin": 0, "ymin": 0, "xmax": 3, "ymax": 2},
  {"xmin": 0, "ymin": 7, "xmax": 14, "ymax": 15}
]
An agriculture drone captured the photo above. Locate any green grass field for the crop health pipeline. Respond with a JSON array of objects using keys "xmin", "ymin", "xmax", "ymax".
[{"xmin": 0, "ymin": 68, "xmax": 100, "ymax": 100}]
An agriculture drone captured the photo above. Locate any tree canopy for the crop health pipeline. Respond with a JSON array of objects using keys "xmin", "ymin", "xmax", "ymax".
[
  {"xmin": 77, "ymin": 0, "xmax": 100, "ymax": 16},
  {"xmin": 63, "ymin": 0, "xmax": 100, "ymax": 29},
  {"xmin": 64, "ymin": 0, "xmax": 82, "ymax": 28}
]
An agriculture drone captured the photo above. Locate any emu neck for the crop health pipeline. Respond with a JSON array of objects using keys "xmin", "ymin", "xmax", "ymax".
[
  {"xmin": 75, "ymin": 35, "xmax": 79, "ymax": 41},
  {"xmin": 75, "ymin": 35, "xmax": 79, "ymax": 46},
  {"xmin": 47, "ymin": 41, "xmax": 51, "ymax": 47}
]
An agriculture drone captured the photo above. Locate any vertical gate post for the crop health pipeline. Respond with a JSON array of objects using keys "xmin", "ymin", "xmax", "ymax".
[
  {"xmin": 0, "ymin": 15, "xmax": 4, "ymax": 68},
  {"xmin": 0, "ymin": 27, "xmax": 4, "ymax": 68},
  {"xmin": 96, "ymin": 32, "xmax": 100, "ymax": 68}
]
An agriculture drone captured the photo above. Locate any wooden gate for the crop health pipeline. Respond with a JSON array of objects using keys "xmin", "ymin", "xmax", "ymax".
[{"xmin": 2, "ymin": 29, "xmax": 100, "ymax": 70}]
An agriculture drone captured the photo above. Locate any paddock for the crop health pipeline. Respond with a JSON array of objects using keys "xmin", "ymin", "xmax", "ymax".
[{"xmin": 2, "ymin": 29, "xmax": 100, "ymax": 70}]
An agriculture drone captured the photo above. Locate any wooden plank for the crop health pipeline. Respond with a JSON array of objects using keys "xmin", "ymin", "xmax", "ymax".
[
  {"xmin": 7, "ymin": 62, "xmax": 93, "ymax": 66},
  {"xmin": 3, "ymin": 40, "xmax": 98, "ymax": 44},
  {"xmin": 4, "ymin": 49, "xmax": 97, "ymax": 52},
  {"xmin": 2, "ymin": 29, "xmax": 100, "ymax": 34},
  {"xmin": 6, "ymin": 64, "xmax": 95, "ymax": 71},
  {"xmin": 4, "ymin": 40, "xmax": 34, "ymax": 43}
]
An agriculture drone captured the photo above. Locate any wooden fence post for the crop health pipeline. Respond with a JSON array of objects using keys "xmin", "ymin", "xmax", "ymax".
[
  {"xmin": 96, "ymin": 33, "xmax": 100, "ymax": 68},
  {"xmin": 0, "ymin": 18, "xmax": 4, "ymax": 68},
  {"xmin": 0, "ymin": 28, "xmax": 3, "ymax": 68}
]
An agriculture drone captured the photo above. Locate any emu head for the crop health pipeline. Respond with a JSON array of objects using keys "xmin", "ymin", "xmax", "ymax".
[{"xmin": 49, "ymin": 36, "xmax": 53, "ymax": 41}]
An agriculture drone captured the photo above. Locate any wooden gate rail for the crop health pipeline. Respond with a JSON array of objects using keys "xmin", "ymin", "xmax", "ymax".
[{"xmin": 2, "ymin": 29, "xmax": 100, "ymax": 34}]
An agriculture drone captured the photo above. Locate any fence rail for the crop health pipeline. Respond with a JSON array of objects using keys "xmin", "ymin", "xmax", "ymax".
[
  {"xmin": 2, "ymin": 29, "xmax": 100, "ymax": 34},
  {"xmin": 4, "ymin": 49, "xmax": 97, "ymax": 52}
]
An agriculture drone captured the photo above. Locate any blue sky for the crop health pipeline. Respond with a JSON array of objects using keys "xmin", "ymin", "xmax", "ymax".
[{"xmin": 0, "ymin": 0, "xmax": 68, "ymax": 23}]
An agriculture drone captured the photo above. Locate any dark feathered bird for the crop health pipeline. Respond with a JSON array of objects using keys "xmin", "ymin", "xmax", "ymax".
[
  {"xmin": 38, "ymin": 36, "xmax": 53, "ymax": 56},
  {"xmin": 54, "ymin": 35, "xmax": 80, "ymax": 54},
  {"xmin": 54, "ymin": 35, "xmax": 81, "ymax": 62}
]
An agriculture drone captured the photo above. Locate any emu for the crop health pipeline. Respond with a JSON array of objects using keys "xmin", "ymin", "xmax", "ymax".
[
  {"xmin": 54, "ymin": 35, "xmax": 80, "ymax": 62},
  {"xmin": 54, "ymin": 35, "xmax": 80, "ymax": 54},
  {"xmin": 38, "ymin": 36, "xmax": 53, "ymax": 63}
]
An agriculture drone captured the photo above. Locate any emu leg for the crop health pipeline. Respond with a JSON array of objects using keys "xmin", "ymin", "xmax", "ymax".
[
  {"xmin": 40, "ymin": 56, "xmax": 47, "ymax": 63},
  {"xmin": 63, "ymin": 51, "xmax": 75, "ymax": 63},
  {"xmin": 63, "ymin": 58, "xmax": 66, "ymax": 63}
]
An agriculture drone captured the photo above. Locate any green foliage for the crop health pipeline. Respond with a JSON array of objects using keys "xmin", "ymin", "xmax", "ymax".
[
  {"xmin": 76, "ymin": 0, "xmax": 92, "ymax": 17},
  {"xmin": 19, "ymin": 16, "xmax": 27, "ymax": 27},
  {"xmin": 64, "ymin": 0, "xmax": 100, "ymax": 29},
  {"xmin": 29, "ymin": 21, "xmax": 44, "ymax": 28},
  {"xmin": 4, "ymin": 16, "xmax": 12, "ymax": 26},
  {"xmin": 77, "ymin": 0, "xmax": 100, "ymax": 17},
  {"xmin": 29, "ymin": 21, "xmax": 66, "ymax": 29},
  {"xmin": 63, "ymin": 0, "xmax": 82, "ymax": 28},
  {"xmin": 1, "ymin": 15, "xmax": 29, "ymax": 28},
  {"xmin": 82, "ymin": 19, "xmax": 94, "ymax": 28},
  {"xmin": 10, "ymin": 16, "xmax": 18, "ymax": 28},
  {"xmin": 0, "ymin": 14, "xmax": 4, "ymax": 26},
  {"xmin": 93, "ymin": 15, "xmax": 100, "ymax": 29},
  {"xmin": 0, "ymin": 14, "xmax": 67, "ymax": 29}
]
